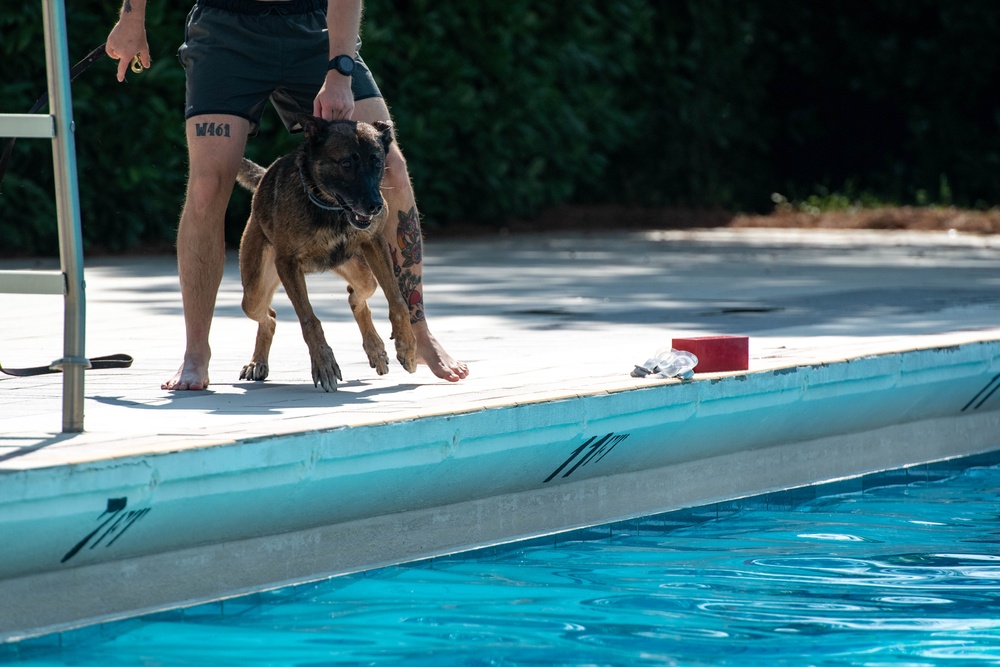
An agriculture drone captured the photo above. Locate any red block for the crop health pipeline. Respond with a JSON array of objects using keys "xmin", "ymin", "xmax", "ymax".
[{"xmin": 671, "ymin": 335, "xmax": 749, "ymax": 373}]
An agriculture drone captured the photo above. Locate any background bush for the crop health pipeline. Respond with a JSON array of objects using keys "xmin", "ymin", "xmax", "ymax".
[{"xmin": 1, "ymin": 0, "xmax": 998, "ymax": 255}]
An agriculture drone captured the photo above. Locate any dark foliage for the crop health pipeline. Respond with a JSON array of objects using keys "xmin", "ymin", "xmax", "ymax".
[{"xmin": 1, "ymin": 0, "xmax": 997, "ymax": 254}]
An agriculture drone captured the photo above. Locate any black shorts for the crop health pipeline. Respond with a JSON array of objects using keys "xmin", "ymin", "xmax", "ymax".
[{"xmin": 177, "ymin": 0, "xmax": 382, "ymax": 135}]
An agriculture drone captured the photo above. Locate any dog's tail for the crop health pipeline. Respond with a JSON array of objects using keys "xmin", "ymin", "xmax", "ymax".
[{"xmin": 236, "ymin": 158, "xmax": 266, "ymax": 192}]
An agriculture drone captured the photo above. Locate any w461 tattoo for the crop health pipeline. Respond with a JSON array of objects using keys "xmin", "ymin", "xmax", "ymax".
[{"xmin": 194, "ymin": 122, "xmax": 232, "ymax": 138}]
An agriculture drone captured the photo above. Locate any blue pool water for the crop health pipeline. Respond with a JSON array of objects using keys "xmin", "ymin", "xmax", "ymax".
[{"xmin": 6, "ymin": 455, "xmax": 1000, "ymax": 666}]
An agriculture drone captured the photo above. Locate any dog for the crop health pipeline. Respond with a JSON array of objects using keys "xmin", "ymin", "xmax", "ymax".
[{"xmin": 235, "ymin": 114, "xmax": 417, "ymax": 391}]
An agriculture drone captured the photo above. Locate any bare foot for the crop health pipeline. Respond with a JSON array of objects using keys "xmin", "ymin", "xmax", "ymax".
[
  {"xmin": 414, "ymin": 327, "xmax": 468, "ymax": 382},
  {"xmin": 162, "ymin": 353, "xmax": 211, "ymax": 391}
]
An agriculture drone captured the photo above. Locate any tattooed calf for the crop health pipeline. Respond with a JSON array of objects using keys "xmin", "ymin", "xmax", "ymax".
[{"xmin": 391, "ymin": 206, "xmax": 426, "ymax": 324}]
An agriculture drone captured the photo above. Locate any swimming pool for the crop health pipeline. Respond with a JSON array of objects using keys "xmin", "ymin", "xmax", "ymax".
[{"xmin": 5, "ymin": 451, "xmax": 1000, "ymax": 666}]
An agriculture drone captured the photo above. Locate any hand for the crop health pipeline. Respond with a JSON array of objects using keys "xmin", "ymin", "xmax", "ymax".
[
  {"xmin": 106, "ymin": 19, "xmax": 150, "ymax": 82},
  {"xmin": 313, "ymin": 73, "xmax": 355, "ymax": 120}
]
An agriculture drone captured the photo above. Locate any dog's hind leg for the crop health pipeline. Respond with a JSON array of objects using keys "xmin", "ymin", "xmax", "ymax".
[
  {"xmin": 360, "ymin": 236, "xmax": 418, "ymax": 374},
  {"xmin": 334, "ymin": 255, "xmax": 390, "ymax": 375},
  {"xmin": 239, "ymin": 227, "xmax": 281, "ymax": 382},
  {"xmin": 274, "ymin": 254, "xmax": 342, "ymax": 392}
]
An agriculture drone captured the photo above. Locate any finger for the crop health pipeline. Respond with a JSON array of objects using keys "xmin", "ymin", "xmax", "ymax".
[
  {"xmin": 141, "ymin": 51, "xmax": 151, "ymax": 68},
  {"xmin": 116, "ymin": 57, "xmax": 129, "ymax": 82},
  {"xmin": 327, "ymin": 100, "xmax": 350, "ymax": 121}
]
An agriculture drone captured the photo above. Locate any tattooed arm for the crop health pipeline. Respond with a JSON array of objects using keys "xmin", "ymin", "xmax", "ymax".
[{"xmin": 106, "ymin": 0, "xmax": 150, "ymax": 83}]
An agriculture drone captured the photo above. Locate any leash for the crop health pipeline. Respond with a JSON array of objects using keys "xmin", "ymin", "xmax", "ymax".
[
  {"xmin": 0, "ymin": 44, "xmax": 144, "ymax": 194},
  {"xmin": 0, "ymin": 45, "xmax": 140, "ymax": 379},
  {"xmin": 0, "ymin": 353, "xmax": 133, "ymax": 377}
]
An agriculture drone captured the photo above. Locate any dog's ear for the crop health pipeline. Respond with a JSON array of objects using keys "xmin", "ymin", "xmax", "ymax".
[
  {"xmin": 372, "ymin": 120, "xmax": 394, "ymax": 153},
  {"xmin": 298, "ymin": 113, "xmax": 328, "ymax": 143}
]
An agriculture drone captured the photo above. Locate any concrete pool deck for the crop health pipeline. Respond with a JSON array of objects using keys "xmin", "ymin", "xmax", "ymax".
[{"xmin": 2, "ymin": 227, "xmax": 1000, "ymax": 640}]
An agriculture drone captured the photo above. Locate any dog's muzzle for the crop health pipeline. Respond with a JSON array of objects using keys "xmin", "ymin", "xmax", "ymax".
[{"xmin": 338, "ymin": 197, "xmax": 383, "ymax": 230}]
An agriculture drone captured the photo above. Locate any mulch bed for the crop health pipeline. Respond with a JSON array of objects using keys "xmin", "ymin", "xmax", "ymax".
[{"xmin": 434, "ymin": 205, "xmax": 1000, "ymax": 238}]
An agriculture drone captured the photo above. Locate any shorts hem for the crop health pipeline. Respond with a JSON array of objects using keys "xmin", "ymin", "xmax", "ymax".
[{"xmin": 185, "ymin": 110, "xmax": 259, "ymax": 123}]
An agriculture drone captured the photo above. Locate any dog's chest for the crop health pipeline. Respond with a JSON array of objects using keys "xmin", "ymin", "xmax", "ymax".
[{"xmin": 296, "ymin": 227, "xmax": 362, "ymax": 272}]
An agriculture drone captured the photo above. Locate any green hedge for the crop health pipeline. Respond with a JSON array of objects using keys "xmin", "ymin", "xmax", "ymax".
[
  {"xmin": 1, "ymin": 1, "xmax": 998, "ymax": 255},
  {"xmin": 756, "ymin": 1, "xmax": 1000, "ymax": 209}
]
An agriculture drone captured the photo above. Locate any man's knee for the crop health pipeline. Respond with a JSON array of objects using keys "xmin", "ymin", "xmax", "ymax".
[{"xmin": 184, "ymin": 168, "xmax": 239, "ymax": 218}]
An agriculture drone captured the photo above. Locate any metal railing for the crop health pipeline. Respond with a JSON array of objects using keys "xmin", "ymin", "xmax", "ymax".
[{"xmin": 0, "ymin": 0, "xmax": 87, "ymax": 433}]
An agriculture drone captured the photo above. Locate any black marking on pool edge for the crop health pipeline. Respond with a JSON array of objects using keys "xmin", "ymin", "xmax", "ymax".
[
  {"xmin": 544, "ymin": 432, "xmax": 630, "ymax": 483},
  {"xmin": 106, "ymin": 497, "xmax": 127, "ymax": 513},
  {"xmin": 962, "ymin": 373, "xmax": 1000, "ymax": 412},
  {"xmin": 61, "ymin": 498, "xmax": 151, "ymax": 564},
  {"xmin": 105, "ymin": 509, "xmax": 151, "ymax": 548}
]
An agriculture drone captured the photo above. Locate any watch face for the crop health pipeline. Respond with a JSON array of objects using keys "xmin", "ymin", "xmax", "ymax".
[{"xmin": 335, "ymin": 55, "xmax": 355, "ymax": 75}]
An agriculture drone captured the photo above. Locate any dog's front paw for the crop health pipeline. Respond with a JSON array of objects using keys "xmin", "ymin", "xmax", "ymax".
[
  {"xmin": 241, "ymin": 361, "xmax": 269, "ymax": 381},
  {"xmin": 361, "ymin": 335, "xmax": 390, "ymax": 375},
  {"xmin": 311, "ymin": 346, "xmax": 343, "ymax": 392},
  {"xmin": 372, "ymin": 349, "xmax": 390, "ymax": 375}
]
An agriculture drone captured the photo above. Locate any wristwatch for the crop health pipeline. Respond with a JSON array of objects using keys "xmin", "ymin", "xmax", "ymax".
[{"xmin": 328, "ymin": 54, "xmax": 356, "ymax": 77}]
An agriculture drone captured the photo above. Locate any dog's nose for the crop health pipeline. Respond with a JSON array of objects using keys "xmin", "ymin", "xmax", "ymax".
[{"xmin": 366, "ymin": 202, "xmax": 383, "ymax": 216}]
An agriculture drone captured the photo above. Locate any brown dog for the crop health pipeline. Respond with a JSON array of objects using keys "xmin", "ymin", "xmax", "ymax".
[{"xmin": 236, "ymin": 115, "xmax": 417, "ymax": 391}]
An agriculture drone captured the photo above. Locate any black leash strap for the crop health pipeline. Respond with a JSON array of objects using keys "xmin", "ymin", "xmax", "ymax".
[
  {"xmin": 0, "ymin": 42, "xmax": 108, "ymax": 194},
  {"xmin": 0, "ymin": 353, "xmax": 133, "ymax": 377}
]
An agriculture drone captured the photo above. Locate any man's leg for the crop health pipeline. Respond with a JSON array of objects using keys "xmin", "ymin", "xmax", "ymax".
[
  {"xmin": 353, "ymin": 98, "xmax": 469, "ymax": 382},
  {"xmin": 163, "ymin": 114, "xmax": 250, "ymax": 390}
]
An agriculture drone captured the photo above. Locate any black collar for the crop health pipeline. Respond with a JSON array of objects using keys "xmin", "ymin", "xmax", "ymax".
[{"xmin": 298, "ymin": 165, "xmax": 344, "ymax": 212}]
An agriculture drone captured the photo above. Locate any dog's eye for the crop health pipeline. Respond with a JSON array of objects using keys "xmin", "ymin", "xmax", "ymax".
[{"xmin": 339, "ymin": 158, "xmax": 353, "ymax": 170}]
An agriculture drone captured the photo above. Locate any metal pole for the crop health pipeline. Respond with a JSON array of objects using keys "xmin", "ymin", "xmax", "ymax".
[{"xmin": 41, "ymin": 0, "xmax": 87, "ymax": 432}]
